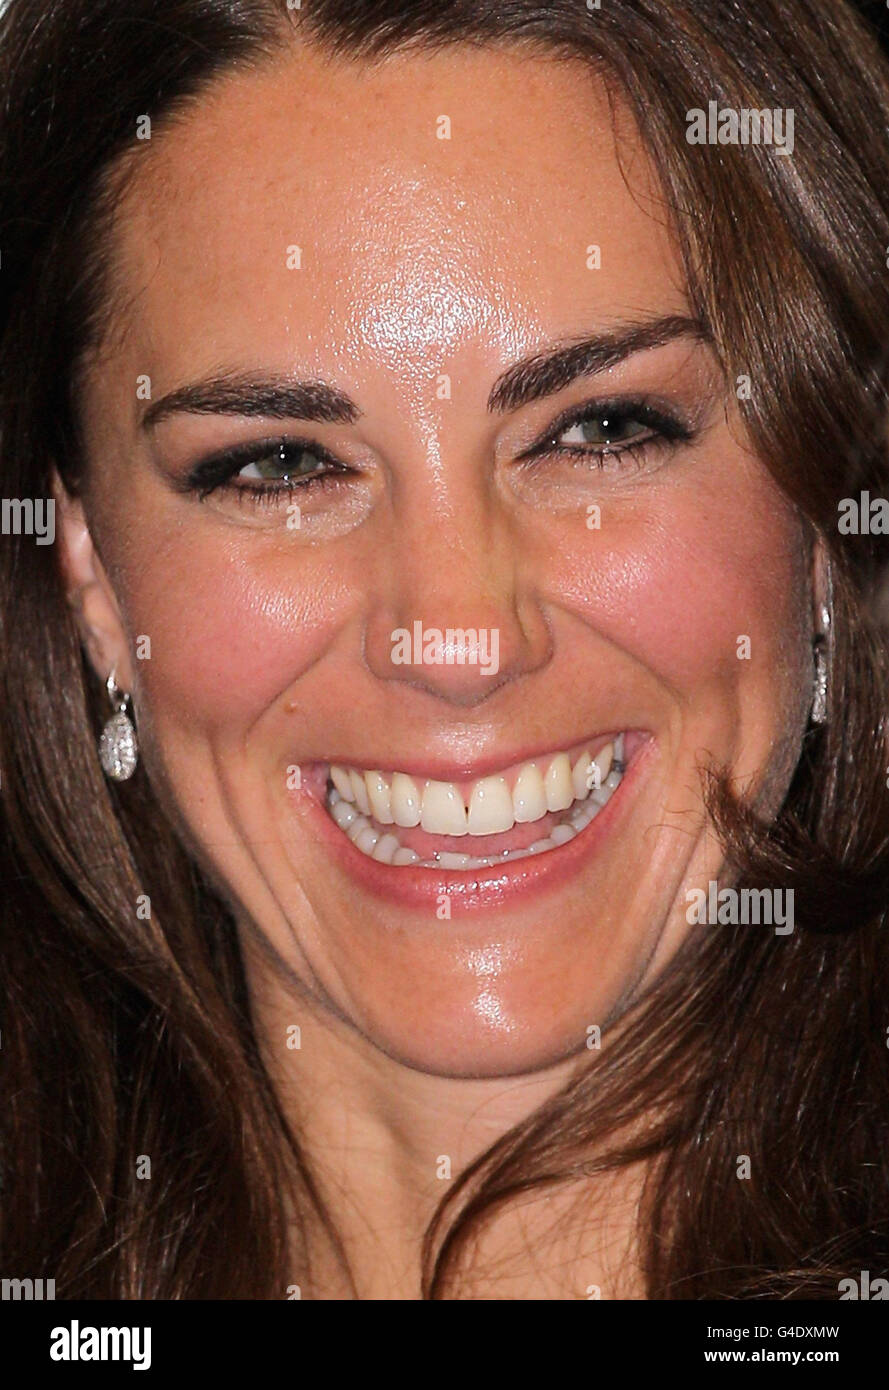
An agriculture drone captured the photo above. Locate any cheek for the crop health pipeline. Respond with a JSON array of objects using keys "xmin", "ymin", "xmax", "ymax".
[
  {"xmin": 550, "ymin": 479, "xmax": 807, "ymax": 694},
  {"xmin": 120, "ymin": 528, "xmax": 352, "ymax": 724}
]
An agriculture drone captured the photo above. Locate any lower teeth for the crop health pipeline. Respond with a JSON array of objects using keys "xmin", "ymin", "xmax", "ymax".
[{"xmin": 324, "ymin": 741, "xmax": 626, "ymax": 870}]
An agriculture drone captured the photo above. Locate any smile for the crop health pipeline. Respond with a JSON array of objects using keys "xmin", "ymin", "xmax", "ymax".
[{"xmin": 322, "ymin": 733, "xmax": 627, "ymax": 869}]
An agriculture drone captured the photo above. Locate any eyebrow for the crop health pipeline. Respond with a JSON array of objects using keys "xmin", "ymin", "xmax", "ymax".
[{"xmin": 140, "ymin": 314, "xmax": 707, "ymax": 431}]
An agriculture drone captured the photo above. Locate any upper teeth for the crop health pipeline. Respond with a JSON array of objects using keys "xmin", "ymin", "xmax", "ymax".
[{"xmin": 328, "ymin": 737, "xmax": 623, "ymax": 838}]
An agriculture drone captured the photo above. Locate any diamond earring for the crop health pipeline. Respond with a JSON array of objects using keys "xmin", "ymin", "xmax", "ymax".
[
  {"xmin": 98, "ymin": 670, "xmax": 139, "ymax": 781},
  {"xmin": 811, "ymin": 603, "xmax": 830, "ymax": 726}
]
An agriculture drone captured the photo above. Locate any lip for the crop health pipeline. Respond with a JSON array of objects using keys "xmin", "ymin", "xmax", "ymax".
[
  {"xmin": 293, "ymin": 731, "xmax": 654, "ymax": 916},
  {"xmin": 312, "ymin": 730, "xmax": 622, "ymax": 787}
]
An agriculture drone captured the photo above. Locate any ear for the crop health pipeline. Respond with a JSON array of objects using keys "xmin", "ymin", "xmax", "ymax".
[{"xmin": 51, "ymin": 470, "xmax": 135, "ymax": 692}]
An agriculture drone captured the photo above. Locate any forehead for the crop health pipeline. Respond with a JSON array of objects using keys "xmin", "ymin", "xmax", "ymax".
[{"xmin": 99, "ymin": 40, "xmax": 687, "ymax": 392}]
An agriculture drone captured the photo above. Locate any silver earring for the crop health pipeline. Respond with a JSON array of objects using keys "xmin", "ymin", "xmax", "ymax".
[
  {"xmin": 811, "ymin": 603, "xmax": 830, "ymax": 726},
  {"xmin": 98, "ymin": 670, "xmax": 139, "ymax": 781}
]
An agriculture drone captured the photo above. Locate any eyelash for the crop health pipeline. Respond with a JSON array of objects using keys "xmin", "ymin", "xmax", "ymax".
[
  {"xmin": 518, "ymin": 397, "xmax": 693, "ymax": 470},
  {"xmin": 183, "ymin": 397, "xmax": 694, "ymax": 505}
]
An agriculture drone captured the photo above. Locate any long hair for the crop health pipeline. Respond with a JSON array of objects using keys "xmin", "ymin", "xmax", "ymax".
[{"xmin": 2, "ymin": 0, "xmax": 889, "ymax": 1299}]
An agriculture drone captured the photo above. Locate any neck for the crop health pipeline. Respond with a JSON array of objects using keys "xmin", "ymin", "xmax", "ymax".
[{"xmin": 242, "ymin": 936, "xmax": 648, "ymax": 1300}]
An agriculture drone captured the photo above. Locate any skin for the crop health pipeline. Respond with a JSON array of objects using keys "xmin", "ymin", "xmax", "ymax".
[{"xmin": 56, "ymin": 41, "xmax": 818, "ymax": 1297}]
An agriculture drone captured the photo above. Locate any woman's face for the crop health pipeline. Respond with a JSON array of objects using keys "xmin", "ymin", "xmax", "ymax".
[{"xmin": 62, "ymin": 41, "xmax": 814, "ymax": 1076}]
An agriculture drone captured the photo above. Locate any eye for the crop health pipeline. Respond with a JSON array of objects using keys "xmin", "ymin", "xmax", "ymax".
[
  {"xmin": 558, "ymin": 409, "xmax": 659, "ymax": 450},
  {"xmin": 520, "ymin": 397, "xmax": 694, "ymax": 469},
  {"xmin": 185, "ymin": 436, "xmax": 353, "ymax": 502},
  {"xmin": 234, "ymin": 442, "xmax": 328, "ymax": 484}
]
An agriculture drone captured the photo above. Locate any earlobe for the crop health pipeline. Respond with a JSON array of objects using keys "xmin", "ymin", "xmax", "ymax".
[{"xmin": 51, "ymin": 470, "xmax": 135, "ymax": 691}]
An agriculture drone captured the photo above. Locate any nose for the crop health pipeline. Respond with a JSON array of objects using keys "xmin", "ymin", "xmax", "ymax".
[{"xmin": 363, "ymin": 493, "xmax": 553, "ymax": 707}]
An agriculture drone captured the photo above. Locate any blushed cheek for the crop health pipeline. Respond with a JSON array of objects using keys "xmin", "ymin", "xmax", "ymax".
[
  {"xmin": 552, "ymin": 495, "xmax": 807, "ymax": 701},
  {"xmin": 121, "ymin": 536, "xmax": 352, "ymax": 727}
]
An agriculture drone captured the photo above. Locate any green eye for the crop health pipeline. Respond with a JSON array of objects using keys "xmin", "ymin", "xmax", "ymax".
[
  {"xmin": 557, "ymin": 412, "xmax": 653, "ymax": 449},
  {"xmin": 236, "ymin": 443, "xmax": 325, "ymax": 482},
  {"xmin": 186, "ymin": 435, "xmax": 354, "ymax": 502},
  {"xmin": 518, "ymin": 397, "xmax": 694, "ymax": 471}
]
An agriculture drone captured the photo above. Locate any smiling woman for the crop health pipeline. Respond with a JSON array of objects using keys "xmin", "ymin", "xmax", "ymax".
[{"xmin": 1, "ymin": 0, "xmax": 889, "ymax": 1303}]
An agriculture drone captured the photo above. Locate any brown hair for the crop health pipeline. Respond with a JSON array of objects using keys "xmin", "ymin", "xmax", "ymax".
[{"xmin": 2, "ymin": 0, "xmax": 889, "ymax": 1298}]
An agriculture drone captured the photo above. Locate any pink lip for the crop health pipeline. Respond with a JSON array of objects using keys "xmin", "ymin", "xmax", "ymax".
[
  {"xmin": 307, "ymin": 730, "xmax": 624, "ymax": 787},
  {"xmin": 297, "ymin": 733, "xmax": 654, "ymax": 916}
]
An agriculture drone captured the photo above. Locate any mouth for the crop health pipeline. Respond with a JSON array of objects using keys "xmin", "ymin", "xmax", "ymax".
[{"xmin": 319, "ymin": 732, "xmax": 633, "ymax": 870}]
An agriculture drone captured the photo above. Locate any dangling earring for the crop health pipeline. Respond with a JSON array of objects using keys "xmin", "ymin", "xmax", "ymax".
[
  {"xmin": 98, "ymin": 669, "xmax": 139, "ymax": 781},
  {"xmin": 811, "ymin": 602, "xmax": 830, "ymax": 726}
]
